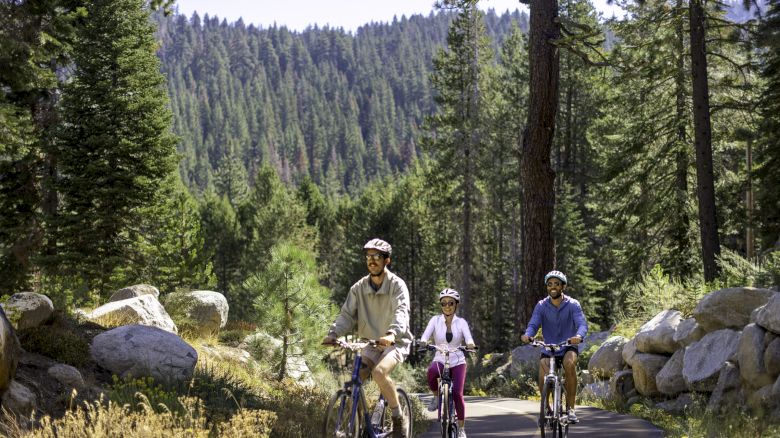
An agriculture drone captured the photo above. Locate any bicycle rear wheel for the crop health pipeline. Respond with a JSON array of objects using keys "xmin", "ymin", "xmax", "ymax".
[{"xmin": 323, "ymin": 389, "xmax": 363, "ymax": 438}]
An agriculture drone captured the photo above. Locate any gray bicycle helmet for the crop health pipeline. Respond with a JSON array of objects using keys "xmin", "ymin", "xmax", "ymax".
[{"xmin": 364, "ymin": 238, "xmax": 392, "ymax": 256}]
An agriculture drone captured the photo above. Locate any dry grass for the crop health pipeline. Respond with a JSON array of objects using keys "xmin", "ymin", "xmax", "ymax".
[{"xmin": 2, "ymin": 394, "xmax": 275, "ymax": 438}]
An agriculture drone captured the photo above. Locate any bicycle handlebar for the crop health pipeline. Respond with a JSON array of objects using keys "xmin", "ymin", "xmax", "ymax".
[
  {"xmin": 528, "ymin": 340, "xmax": 573, "ymax": 352},
  {"xmin": 322, "ymin": 338, "xmax": 395, "ymax": 351},
  {"xmin": 417, "ymin": 343, "xmax": 478, "ymax": 355}
]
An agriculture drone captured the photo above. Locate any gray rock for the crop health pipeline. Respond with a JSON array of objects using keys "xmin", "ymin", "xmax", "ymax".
[
  {"xmin": 109, "ymin": 284, "xmax": 160, "ymax": 303},
  {"xmin": 86, "ymin": 295, "xmax": 177, "ymax": 333},
  {"xmin": 755, "ymin": 293, "xmax": 780, "ymax": 334},
  {"xmin": 581, "ymin": 381, "xmax": 612, "ymax": 401},
  {"xmin": 746, "ymin": 383, "xmax": 777, "ymax": 416},
  {"xmin": 622, "ymin": 338, "xmax": 639, "ymax": 368},
  {"xmin": 683, "ymin": 329, "xmax": 741, "ymax": 392},
  {"xmin": 610, "ymin": 370, "xmax": 635, "ymax": 403},
  {"xmin": 632, "ymin": 353, "xmax": 669, "ymax": 396},
  {"xmin": 708, "ymin": 361, "xmax": 745, "ymax": 414},
  {"xmin": 286, "ymin": 355, "xmax": 314, "ymax": 386},
  {"xmin": 1, "ymin": 380, "xmax": 36, "ymax": 418},
  {"xmin": 511, "ymin": 344, "xmax": 541, "ymax": 378},
  {"xmin": 693, "ymin": 287, "xmax": 776, "ymax": 333},
  {"xmin": 47, "ymin": 364, "xmax": 85, "ymax": 389},
  {"xmin": 635, "ymin": 310, "xmax": 682, "ymax": 354},
  {"xmin": 581, "ymin": 330, "xmax": 611, "ymax": 354},
  {"xmin": 673, "ymin": 318, "xmax": 706, "ymax": 347},
  {"xmin": 764, "ymin": 337, "xmax": 780, "ymax": 377},
  {"xmin": 2, "ymin": 292, "xmax": 54, "ymax": 330},
  {"xmin": 656, "ymin": 393, "xmax": 695, "ymax": 415},
  {"xmin": 588, "ymin": 336, "xmax": 628, "ymax": 379},
  {"xmin": 656, "ymin": 348, "xmax": 687, "ymax": 396},
  {"xmin": 738, "ymin": 324, "xmax": 775, "ymax": 390},
  {"xmin": 0, "ymin": 307, "xmax": 20, "ymax": 392},
  {"xmin": 90, "ymin": 325, "xmax": 197, "ymax": 382},
  {"xmin": 183, "ymin": 290, "xmax": 229, "ymax": 336}
]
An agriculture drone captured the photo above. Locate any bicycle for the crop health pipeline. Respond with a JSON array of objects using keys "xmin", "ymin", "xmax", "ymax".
[
  {"xmin": 418, "ymin": 343, "xmax": 477, "ymax": 438},
  {"xmin": 530, "ymin": 340, "xmax": 574, "ymax": 438},
  {"xmin": 323, "ymin": 339, "xmax": 413, "ymax": 438}
]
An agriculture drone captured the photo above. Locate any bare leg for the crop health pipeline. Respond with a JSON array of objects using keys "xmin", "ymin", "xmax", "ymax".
[
  {"xmin": 563, "ymin": 351, "xmax": 578, "ymax": 410},
  {"xmin": 373, "ymin": 351, "xmax": 401, "ymax": 410},
  {"xmin": 539, "ymin": 357, "xmax": 551, "ymax": 409}
]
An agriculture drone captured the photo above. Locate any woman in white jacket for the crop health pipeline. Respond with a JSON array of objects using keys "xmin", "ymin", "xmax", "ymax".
[{"xmin": 420, "ymin": 288, "xmax": 475, "ymax": 438}]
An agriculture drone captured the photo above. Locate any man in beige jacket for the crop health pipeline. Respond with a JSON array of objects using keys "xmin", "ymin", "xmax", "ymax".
[{"xmin": 322, "ymin": 238, "xmax": 413, "ymax": 438}]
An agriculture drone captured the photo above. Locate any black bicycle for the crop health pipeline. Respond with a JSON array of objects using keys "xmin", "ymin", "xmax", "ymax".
[
  {"xmin": 323, "ymin": 339, "xmax": 413, "ymax": 438},
  {"xmin": 530, "ymin": 340, "xmax": 573, "ymax": 438},
  {"xmin": 418, "ymin": 343, "xmax": 477, "ymax": 438}
]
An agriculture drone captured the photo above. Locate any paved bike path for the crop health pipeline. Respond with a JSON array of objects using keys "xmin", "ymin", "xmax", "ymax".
[{"xmin": 416, "ymin": 395, "xmax": 664, "ymax": 437}]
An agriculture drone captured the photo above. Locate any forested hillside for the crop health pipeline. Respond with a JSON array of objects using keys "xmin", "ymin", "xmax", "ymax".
[
  {"xmin": 155, "ymin": 9, "xmax": 528, "ymax": 196},
  {"xmin": 2, "ymin": 0, "xmax": 779, "ymax": 353}
]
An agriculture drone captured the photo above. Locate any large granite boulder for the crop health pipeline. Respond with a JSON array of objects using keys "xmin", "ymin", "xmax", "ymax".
[
  {"xmin": 86, "ymin": 295, "xmax": 177, "ymax": 333},
  {"xmin": 610, "ymin": 369, "xmax": 636, "ymax": 403},
  {"xmin": 0, "ymin": 307, "xmax": 20, "ymax": 392},
  {"xmin": 683, "ymin": 329, "xmax": 741, "ymax": 392},
  {"xmin": 108, "ymin": 284, "xmax": 160, "ymax": 303},
  {"xmin": 754, "ymin": 293, "xmax": 780, "ymax": 334},
  {"xmin": 673, "ymin": 318, "xmax": 706, "ymax": 347},
  {"xmin": 764, "ymin": 337, "xmax": 780, "ymax": 377},
  {"xmin": 182, "ymin": 290, "xmax": 229, "ymax": 336},
  {"xmin": 656, "ymin": 348, "xmax": 687, "ymax": 396},
  {"xmin": 656, "ymin": 393, "xmax": 695, "ymax": 415},
  {"xmin": 738, "ymin": 324, "xmax": 775, "ymax": 390},
  {"xmin": 635, "ymin": 310, "xmax": 682, "ymax": 354},
  {"xmin": 1, "ymin": 380, "xmax": 35, "ymax": 418},
  {"xmin": 622, "ymin": 338, "xmax": 639, "ymax": 368},
  {"xmin": 581, "ymin": 380, "xmax": 612, "ymax": 401},
  {"xmin": 632, "ymin": 353, "xmax": 669, "ymax": 396},
  {"xmin": 693, "ymin": 287, "xmax": 776, "ymax": 332},
  {"xmin": 2, "ymin": 292, "xmax": 54, "ymax": 330},
  {"xmin": 511, "ymin": 344, "xmax": 541, "ymax": 378},
  {"xmin": 90, "ymin": 325, "xmax": 197, "ymax": 382},
  {"xmin": 48, "ymin": 364, "xmax": 85, "ymax": 389},
  {"xmin": 707, "ymin": 361, "xmax": 745, "ymax": 414},
  {"xmin": 588, "ymin": 336, "xmax": 628, "ymax": 379}
]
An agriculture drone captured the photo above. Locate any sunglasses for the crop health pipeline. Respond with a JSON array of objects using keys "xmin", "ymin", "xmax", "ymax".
[
  {"xmin": 365, "ymin": 253, "xmax": 386, "ymax": 261},
  {"xmin": 440, "ymin": 301, "xmax": 457, "ymax": 307}
]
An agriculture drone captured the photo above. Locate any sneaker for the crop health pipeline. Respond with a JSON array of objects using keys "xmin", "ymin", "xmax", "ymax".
[
  {"xmin": 391, "ymin": 414, "xmax": 409, "ymax": 438},
  {"xmin": 427, "ymin": 396, "xmax": 438, "ymax": 412},
  {"xmin": 457, "ymin": 427, "xmax": 467, "ymax": 438},
  {"xmin": 567, "ymin": 409, "xmax": 579, "ymax": 423}
]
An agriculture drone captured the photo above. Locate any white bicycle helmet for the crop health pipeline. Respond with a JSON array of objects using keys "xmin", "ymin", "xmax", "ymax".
[
  {"xmin": 439, "ymin": 288, "xmax": 460, "ymax": 302},
  {"xmin": 544, "ymin": 270, "xmax": 567, "ymax": 285},
  {"xmin": 364, "ymin": 238, "xmax": 392, "ymax": 256}
]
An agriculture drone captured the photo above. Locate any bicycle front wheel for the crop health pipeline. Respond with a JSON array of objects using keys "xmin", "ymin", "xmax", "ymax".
[
  {"xmin": 376, "ymin": 388, "xmax": 413, "ymax": 438},
  {"xmin": 539, "ymin": 380, "xmax": 554, "ymax": 438},
  {"xmin": 440, "ymin": 385, "xmax": 450, "ymax": 438},
  {"xmin": 323, "ymin": 389, "xmax": 362, "ymax": 438}
]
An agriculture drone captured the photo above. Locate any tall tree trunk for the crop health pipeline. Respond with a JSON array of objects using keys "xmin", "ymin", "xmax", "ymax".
[
  {"xmin": 689, "ymin": 0, "xmax": 721, "ymax": 281},
  {"xmin": 746, "ymin": 137, "xmax": 754, "ymax": 259},
  {"xmin": 672, "ymin": 0, "xmax": 693, "ymax": 278},
  {"xmin": 519, "ymin": 0, "xmax": 560, "ymax": 329}
]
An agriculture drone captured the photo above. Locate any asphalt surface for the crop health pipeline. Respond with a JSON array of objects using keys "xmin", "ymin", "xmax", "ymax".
[{"xmin": 416, "ymin": 395, "xmax": 664, "ymax": 437}]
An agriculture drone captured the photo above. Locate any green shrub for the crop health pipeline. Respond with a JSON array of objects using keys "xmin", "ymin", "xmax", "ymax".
[
  {"xmin": 107, "ymin": 376, "xmax": 185, "ymax": 416},
  {"xmin": 17, "ymin": 325, "xmax": 91, "ymax": 367}
]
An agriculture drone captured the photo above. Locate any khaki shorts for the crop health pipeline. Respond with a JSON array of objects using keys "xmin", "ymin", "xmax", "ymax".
[{"xmin": 361, "ymin": 344, "xmax": 404, "ymax": 371}]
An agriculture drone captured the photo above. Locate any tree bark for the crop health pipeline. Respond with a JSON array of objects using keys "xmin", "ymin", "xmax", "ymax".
[
  {"xmin": 689, "ymin": 0, "xmax": 721, "ymax": 281},
  {"xmin": 519, "ymin": 0, "xmax": 559, "ymax": 329}
]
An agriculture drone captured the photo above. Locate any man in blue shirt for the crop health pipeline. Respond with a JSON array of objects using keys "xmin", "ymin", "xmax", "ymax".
[{"xmin": 521, "ymin": 270, "xmax": 588, "ymax": 423}]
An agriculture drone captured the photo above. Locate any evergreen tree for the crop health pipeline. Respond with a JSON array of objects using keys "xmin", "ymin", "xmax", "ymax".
[
  {"xmin": 756, "ymin": 0, "xmax": 780, "ymax": 250},
  {"xmin": 246, "ymin": 242, "xmax": 335, "ymax": 379},
  {"xmin": 52, "ymin": 0, "xmax": 177, "ymax": 296}
]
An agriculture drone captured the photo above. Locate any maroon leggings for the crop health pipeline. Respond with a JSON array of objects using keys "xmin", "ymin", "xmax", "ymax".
[{"xmin": 427, "ymin": 361, "xmax": 467, "ymax": 421}]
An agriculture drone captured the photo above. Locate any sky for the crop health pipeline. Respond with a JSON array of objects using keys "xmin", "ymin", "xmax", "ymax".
[{"xmin": 173, "ymin": 0, "xmax": 626, "ymax": 33}]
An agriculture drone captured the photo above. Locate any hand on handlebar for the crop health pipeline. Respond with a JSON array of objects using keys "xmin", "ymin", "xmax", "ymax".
[{"xmin": 521, "ymin": 334, "xmax": 531, "ymax": 344}]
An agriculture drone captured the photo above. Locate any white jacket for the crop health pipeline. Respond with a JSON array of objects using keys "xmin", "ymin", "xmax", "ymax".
[{"xmin": 420, "ymin": 314, "xmax": 474, "ymax": 368}]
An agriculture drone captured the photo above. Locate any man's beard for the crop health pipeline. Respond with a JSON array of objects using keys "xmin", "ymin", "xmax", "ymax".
[
  {"xmin": 549, "ymin": 291, "xmax": 561, "ymax": 299},
  {"xmin": 369, "ymin": 266, "xmax": 384, "ymax": 277}
]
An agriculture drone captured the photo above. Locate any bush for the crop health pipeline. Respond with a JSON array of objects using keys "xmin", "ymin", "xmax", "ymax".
[{"xmin": 17, "ymin": 325, "xmax": 91, "ymax": 367}]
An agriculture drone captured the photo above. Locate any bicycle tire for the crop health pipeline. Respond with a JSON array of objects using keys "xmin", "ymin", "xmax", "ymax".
[
  {"xmin": 375, "ymin": 388, "xmax": 413, "ymax": 438},
  {"xmin": 448, "ymin": 423, "xmax": 458, "ymax": 438},
  {"xmin": 440, "ymin": 382, "xmax": 451, "ymax": 438},
  {"xmin": 539, "ymin": 379, "xmax": 554, "ymax": 438},
  {"xmin": 323, "ymin": 389, "xmax": 362, "ymax": 438}
]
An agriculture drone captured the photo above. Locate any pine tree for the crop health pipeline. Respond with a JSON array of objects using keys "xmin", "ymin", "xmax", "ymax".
[{"xmin": 53, "ymin": 0, "xmax": 177, "ymax": 296}]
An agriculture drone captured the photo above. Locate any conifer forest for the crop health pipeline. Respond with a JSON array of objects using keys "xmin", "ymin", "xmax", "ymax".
[{"xmin": 2, "ymin": 0, "xmax": 780, "ymax": 355}]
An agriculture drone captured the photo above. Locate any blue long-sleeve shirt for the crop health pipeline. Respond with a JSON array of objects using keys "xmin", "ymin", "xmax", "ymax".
[{"xmin": 524, "ymin": 295, "xmax": 588, "ymax": 353}]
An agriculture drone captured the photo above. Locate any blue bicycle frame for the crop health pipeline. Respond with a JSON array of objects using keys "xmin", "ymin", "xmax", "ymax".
[{"xmin": 333, "ymin": 346, "xmax": 392, "ymax": 438}]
